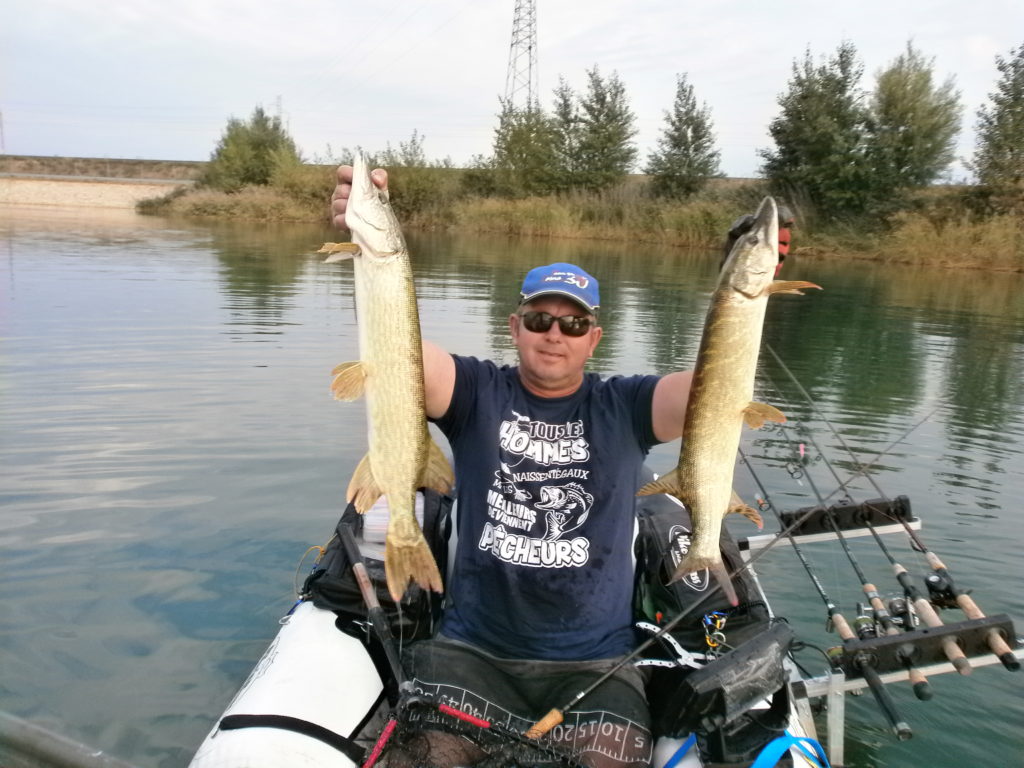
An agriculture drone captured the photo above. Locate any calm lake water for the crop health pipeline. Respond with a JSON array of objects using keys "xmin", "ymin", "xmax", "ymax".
[{"xmin": 1, "ymin": 206, "xmax": 1022, "ymax": 767}]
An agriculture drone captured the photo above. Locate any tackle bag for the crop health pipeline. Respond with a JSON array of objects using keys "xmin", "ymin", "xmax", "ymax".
[
  {"xmin": 633, "ymin": 492, "xmax": 769, "ymax": 652},
  {"xmin": 632, "ymin": 489, "xmax": 777, "ymax": 742},
  {"xmin": 302, "ymin": 489, "xmax": 453, "ymax": 644}
]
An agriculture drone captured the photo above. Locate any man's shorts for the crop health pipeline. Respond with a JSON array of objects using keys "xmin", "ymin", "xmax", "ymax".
[{"xmin": 401, "ymin": 635, "xmax": 653, "ymax": 768}]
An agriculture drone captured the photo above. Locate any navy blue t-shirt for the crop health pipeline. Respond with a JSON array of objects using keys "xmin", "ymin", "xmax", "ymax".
[{"xmin": 433, "ymin": 355, "xmax": 660, "ymax": 661}]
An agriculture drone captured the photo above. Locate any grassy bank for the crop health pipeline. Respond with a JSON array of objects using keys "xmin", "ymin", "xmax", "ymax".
[{"xmin": 136, "ymin": 166, "xmax": 1024, "ymax": 272}]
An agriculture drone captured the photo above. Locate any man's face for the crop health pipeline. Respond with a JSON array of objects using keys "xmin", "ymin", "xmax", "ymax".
[{"xmin": 509, "ymin": 295, "xmax": 602, "ymax": 397}]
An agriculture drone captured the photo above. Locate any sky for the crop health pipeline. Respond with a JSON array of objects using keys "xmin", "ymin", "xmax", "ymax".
[{"xmin": 2, "ymin": 0, "xmax": 1021, "ymax": 180}]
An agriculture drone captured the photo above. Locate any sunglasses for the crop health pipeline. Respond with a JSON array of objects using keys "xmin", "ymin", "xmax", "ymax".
[{"xmin": 518, "ymin": 310, "xmax": 595, "ymax": 337}]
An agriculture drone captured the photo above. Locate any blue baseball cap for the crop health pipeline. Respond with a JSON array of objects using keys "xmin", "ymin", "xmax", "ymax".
[{"xmin": 519, "ymin": 262, "xmax": 600, "ymax": 313}]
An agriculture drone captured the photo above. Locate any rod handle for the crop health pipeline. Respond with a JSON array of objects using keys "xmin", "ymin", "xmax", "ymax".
[
  {"xmin": 906, "ymin": 665, "xmax": 932, "ymax": 701},
  {"xmin": 859, "ymin": 659, "xmax": 913, "ymax": 741},
  {"xmin": 526, "ymin": 708, "xmax": 563, "ymax": 739},
  {"xmin": 912, "ymin": 597, "xmax": 972, "ymax": 675},
  {"xmin": 831, "ymin": 612, "xmax": 855, "ymax": 642},
  {"xmin": 339, "ymin": 524, "xmax": 406, "ymax": 685}
]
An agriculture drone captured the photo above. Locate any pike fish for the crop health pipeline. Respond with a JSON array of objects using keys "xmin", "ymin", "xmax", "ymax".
[
  {"xmin": 638, "ymin": 196, "xmax": 819, "ymax": 605},
  {"xmin": 318, "ymin": 154, "xmax": 454, "ymax": 602}
]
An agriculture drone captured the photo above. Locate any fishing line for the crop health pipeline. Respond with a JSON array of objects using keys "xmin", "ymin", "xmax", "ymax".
[{"xmin": 763, "ymin": 343, "xmax": 937, "ymax": 504}]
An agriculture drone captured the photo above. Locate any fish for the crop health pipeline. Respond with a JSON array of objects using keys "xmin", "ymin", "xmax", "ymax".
[
  {"xmin": 638, "ymin": 196, "xmax": 820, "ymax": 605},
  {"xmin": 318, "ymin": 154, "xmax": 454, "ymax": 602}
]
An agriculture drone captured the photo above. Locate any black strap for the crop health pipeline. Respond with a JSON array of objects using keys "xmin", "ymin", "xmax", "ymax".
[{"xmin": 218, "ymin": 714, "xmax": 366, "ymax": 763}]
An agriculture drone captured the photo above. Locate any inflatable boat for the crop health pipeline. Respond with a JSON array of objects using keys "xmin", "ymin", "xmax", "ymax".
[{"xmin": 189, "ymin": 477, "xmax": 830, "ymax": 768}]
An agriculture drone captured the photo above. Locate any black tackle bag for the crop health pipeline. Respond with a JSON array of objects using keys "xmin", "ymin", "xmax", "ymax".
[{"xmin": 302, "ymin": 489, "xmax": 454, "ymax": 644}]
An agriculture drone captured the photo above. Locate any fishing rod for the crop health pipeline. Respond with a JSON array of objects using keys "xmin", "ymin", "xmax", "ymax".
[
  {"xmin": 739, "ymin": 448, "xmax": 918, "ymax": 738},
  {"xmin": 820, "ymin": 510, "xmax": 939, "ymax": 697},
  {"xmin": 875, "ymin": 508, "xmax": 1020, "ymax": 672},
  {"xmin": 761, "ymin": 409, "xmax": 936, "ymax": 705},
  {"xmin": 523, "ymin": 485, "xmax": 844, "ymax": 740},
  {"xmin": 768, "ymin": 381, "xmax": 973, "ymax": 677},
  {"xmin": 863, "ymin": 515, "xmax": 984, "ymax": 677},
  {"xmin": 765, "ymin": 344, "xmax": 1019, "ymax": 672}
]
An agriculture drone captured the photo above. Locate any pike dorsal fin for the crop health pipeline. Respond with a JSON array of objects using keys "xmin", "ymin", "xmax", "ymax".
[
  {"xmin": 636, "ymin": 468, "xmax": 681, "ymax": 497},
  {"xmin": 346, "ymin": 453, "xmax": 382, "ymax": 514},
  {"xmin": 420, "ymin": 438, "xmax": 455, "ymax": 494},
  {"xmin": 729, "ymin": 489, "xmax": 764, "ymax": 529}
]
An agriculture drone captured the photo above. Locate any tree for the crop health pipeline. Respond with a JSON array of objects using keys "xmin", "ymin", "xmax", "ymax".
[
  {"xmin": 645, "ymin": 74, "xmax": 722, "ymax": 198},
  {"xmin": 550, "ymin": 77, "xmax": 583, "ymax": 191},
  {"xmin": 972, "ymin": 42, "xmax": 1024, "ymax": 204},
  {"xmin": 490, "ymin": 102, "xmax": 560, "ymax": 196},
  {"xmin": 868, "ymin": 42, "xmax": 961, "ymax": 191},
  {"xmin": 760, "ymin": 42, "xmax": 874, "ymax": 221},
  {"xmin": 201, "ymin": 106, "xmax": 301, "ymax": 192},
  {"xmin": 574, "ymin": 67, "xmax": 638, "ymax": 192}
]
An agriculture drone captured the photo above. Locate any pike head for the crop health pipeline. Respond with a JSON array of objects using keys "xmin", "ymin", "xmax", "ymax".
[
  {"xmin": 343, "ymin": 153, "xmax": 408, "ymax": 261},
  {"xmin": 720, "ymin": 196, "xmax": 779, "ymax": 298}
]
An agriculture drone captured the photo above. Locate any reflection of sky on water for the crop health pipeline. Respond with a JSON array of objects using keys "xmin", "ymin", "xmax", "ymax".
[{"xmin": 1, "ymin": 210, "xmax": 1023, "ymax": 767}]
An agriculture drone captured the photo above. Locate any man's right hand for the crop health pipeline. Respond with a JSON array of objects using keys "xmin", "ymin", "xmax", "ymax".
[{"xmin": 330, "ymin": 164, "xmax": 389, "ymax": 231}]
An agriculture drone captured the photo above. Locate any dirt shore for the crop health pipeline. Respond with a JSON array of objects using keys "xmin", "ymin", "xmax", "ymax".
[{"xmin": 0, "ymin": 176, "xmax": 188, "ymax": 210}]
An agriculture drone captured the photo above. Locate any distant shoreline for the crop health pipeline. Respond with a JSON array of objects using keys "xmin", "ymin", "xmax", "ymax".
[{"xmin": 0, "ymin": 175, "xmax": 190, "ymax": 210}]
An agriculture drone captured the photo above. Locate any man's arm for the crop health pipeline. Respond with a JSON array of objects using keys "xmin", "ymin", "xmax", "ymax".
[
  {"xmin": 331, "ymin": 164, "xmax": 455, "ymax": 420},
  {"xmin": 423, "ymin": 340, "xmax": 455, "ymax": 420},
  {"xmin": 651, "ymin": 370, "xmax": 694, "ymax": 443}
]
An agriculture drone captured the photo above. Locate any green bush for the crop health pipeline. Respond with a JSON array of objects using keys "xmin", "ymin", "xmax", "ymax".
[{"xmin": 200, "ymin": 106, "xmax": 302, "ymax": 192}]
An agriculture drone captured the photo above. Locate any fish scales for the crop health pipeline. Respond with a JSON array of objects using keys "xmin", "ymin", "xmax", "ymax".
[
  {"xmin": 319, "ymin": 154, "xmax": 454, "ymax": 602},
  {"xmin": 639, "ymin": 196, "xmax": 819, "ymax": 605}
]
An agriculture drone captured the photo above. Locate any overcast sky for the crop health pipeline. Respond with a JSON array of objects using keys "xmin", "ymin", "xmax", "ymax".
[{"xmin": 2, "ymin": 0, "xmax": 1020, "ymax": 179}]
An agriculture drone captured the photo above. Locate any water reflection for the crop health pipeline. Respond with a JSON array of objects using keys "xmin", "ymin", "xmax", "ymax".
[{"xmin": 1, "ymin": 212, "xmax": 1022, "ymax": 768}]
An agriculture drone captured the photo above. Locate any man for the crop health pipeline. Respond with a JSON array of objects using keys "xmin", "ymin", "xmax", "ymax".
[{"xmin": 331, "ymin": 165, "xmax": 694, "ymax": 768}]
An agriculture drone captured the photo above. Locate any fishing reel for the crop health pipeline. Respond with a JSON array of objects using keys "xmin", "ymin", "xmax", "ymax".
[
  {"xmin": 853, "ymin": 602, "xmax": 878, "ymax": 640},
  {"xmin": 924, "ymin": 572, "xmax": 961, "ymax": 610},
  {"xmin": 852, "ymin": 599, "xmax": 920, "ymax": 639},
  {"xmin": 887, "ymin": 595, "xmax": 919, "ymax": 631}
]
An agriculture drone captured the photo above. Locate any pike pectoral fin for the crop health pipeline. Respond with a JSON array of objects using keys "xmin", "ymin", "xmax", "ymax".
[
  {"xmin": 420, "ymin": 439, "xmax": 455, "ymax": 494},
  {"xmin": 346, "ymin": 454, "xmax": 382, "ymax": 514},
  {"xmin": 385, "ymin": 513, "xmax": 444, "ymax": 602},
  {"xmin": 729, "ymin": 490, "xmax": 764, "ymax": 529},
  {"xmin": 331, "ymin": 361, "xmax": 366, "ymax": 401},
  {"xmin": 636, "ymin": 468, "xmax": 681, "ymax": 497},
  {"xmin": 767, "ymin": 280, "xmax": 822, "ymax": 296},
  {"xmin": 318, "ymin": 242, "xmax": 361, "ymax": 262},
  {"xmin": 743, "ymin": 401, "xmax": 786, "ymax": 429},
  {"xmin": 671, "ymin": 552, "xmax": 739, "ymax": 607}
]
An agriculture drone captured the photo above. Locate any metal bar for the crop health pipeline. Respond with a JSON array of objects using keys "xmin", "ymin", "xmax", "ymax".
[
  {"xmin": 741, "ymin": 520, "xmax": 920, "ymax": 553},
  {"xmin": 800, "ymin": 646, "xmax": 1024, "ymax": 698},
  {"xmin": 826, "ymin": 669, "xmax": 846, "ymax": 767}
]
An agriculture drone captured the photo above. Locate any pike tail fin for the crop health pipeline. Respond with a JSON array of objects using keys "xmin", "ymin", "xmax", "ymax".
[
  {"xmin": 385, "ymin": 513, "xmax": 443, "ymax": 602},
  {"xmin": 670, "ymin": 552, "xmax": 739, "ymax": 607}
]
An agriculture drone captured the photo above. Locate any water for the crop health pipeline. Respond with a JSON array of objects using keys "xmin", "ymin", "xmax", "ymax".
[{"xmin": 1, "ymin": 206, "xmax": 1022, "ymax": 767}]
